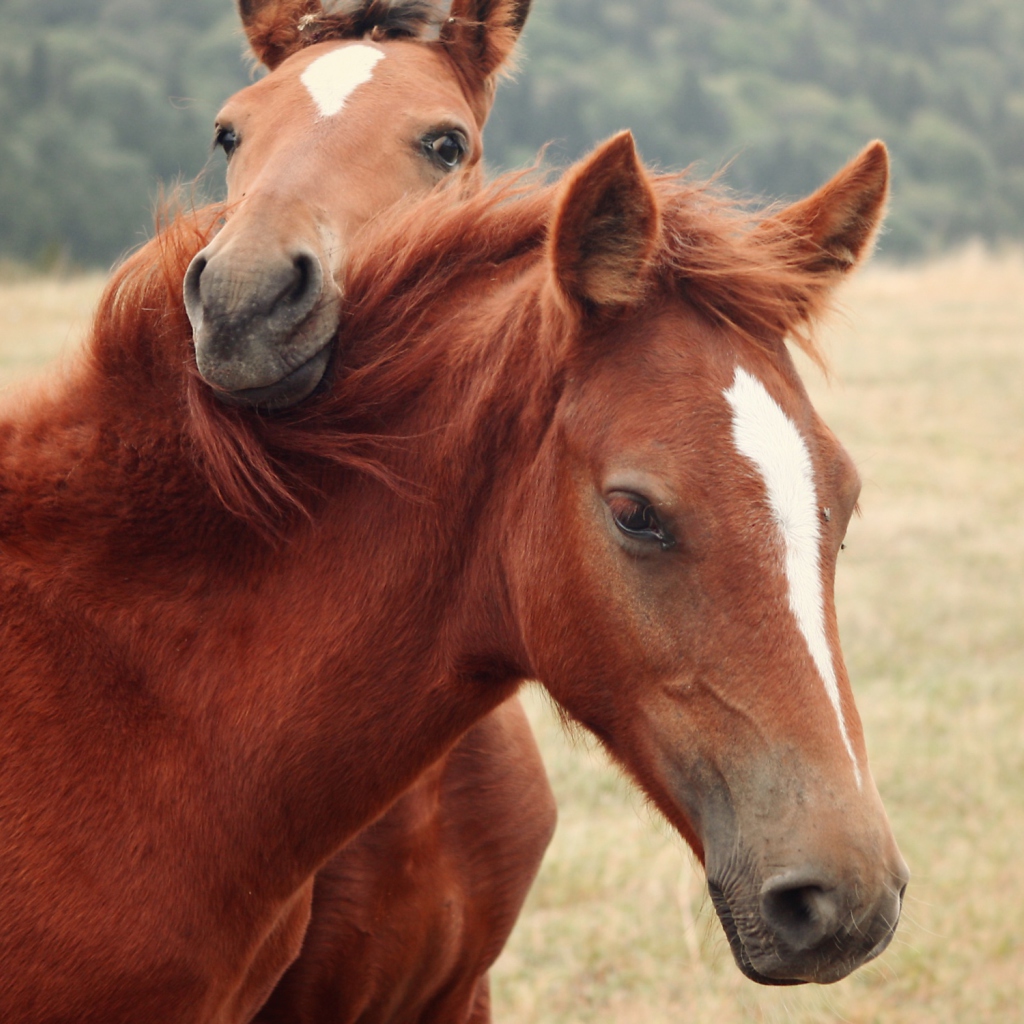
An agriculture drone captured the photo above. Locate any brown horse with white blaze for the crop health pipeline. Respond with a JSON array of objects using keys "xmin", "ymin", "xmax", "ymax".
[
  {"xmin": 196, "ymin": 131, "xmax": 905, "ymax": 988},
  {"xmin": 185, "ymin": 0, "xmax": 531, "ymax": 410},
  {"xmin": 0, "ymin": 134, "xmax": 906, "ymax": 1019}
]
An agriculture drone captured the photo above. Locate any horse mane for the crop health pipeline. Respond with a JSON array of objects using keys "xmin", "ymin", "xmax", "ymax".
[
  {"xmin": 327, "ymin": 169, "xmax": 837, "ymax": 377},
  {"xmin": 179, "ymin": 171, "xmax": 552, "ymax": 535},
  {"xmin": 299, "ymin": 0, "xmax": 442, "ymax": 44},
  {"xmin": 92, "ymin": 165, "xmax": 839, "ymax": 537},
  {"xmin": 318, "ymin": 167, "xmax": 836, "ymax": 406}
]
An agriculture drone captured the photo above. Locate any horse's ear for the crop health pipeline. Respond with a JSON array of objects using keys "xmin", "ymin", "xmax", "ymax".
[
  {"xmin": 549, "ymin": 131, "xmax": 660, "ymax": 309},
  {"xmin": 769, "ymin": 141, "xmax": 889, "ymax": 276},
  {"xmin": 440, "ymin": 0, "xmax": 532, "ymax": 109},
  {"xmin": 238, "ymin": 0, "xmax": 323, "ymax": 70}
]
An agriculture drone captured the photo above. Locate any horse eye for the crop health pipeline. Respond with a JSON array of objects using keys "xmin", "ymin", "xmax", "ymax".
[
  {"xmin": 426, "ymin": 131, "xmax": 466, "ymax": 170},
  {"xmin": 608, "ymin": 493, "xmax": 674, "ymax": 549},
  {"xmin": 215, "ymin": 125, "xmax": 239, "ymax": 159}
]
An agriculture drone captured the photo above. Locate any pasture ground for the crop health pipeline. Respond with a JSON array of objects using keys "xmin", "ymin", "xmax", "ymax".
[{"xmin": 1, "ymin": 251, "xmax": 1021, "ymax": 1022}]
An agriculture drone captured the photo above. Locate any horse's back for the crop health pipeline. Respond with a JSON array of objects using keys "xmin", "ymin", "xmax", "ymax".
[{"xmin": 254, "ymin": 696, "xmax": 556, "ymax": 1024}]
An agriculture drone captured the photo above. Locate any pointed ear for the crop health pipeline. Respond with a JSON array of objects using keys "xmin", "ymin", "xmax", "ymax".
[
  {"xmin": 770, "ymin": 141, "xmax": 889, "ymax": 275},
  {"xmin": 238, "ymin": 0, "xmax": 322, "ymax": 70},
  {"xmin": 440, "ymin": 0, "xmax": 532, "ymax": 116},
  {"xmin": 549, "ymin": 132, "xmax": 660, "ymax": 309}
]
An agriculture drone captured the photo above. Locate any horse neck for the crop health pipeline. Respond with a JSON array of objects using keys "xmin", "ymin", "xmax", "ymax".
[
  {"xmin": 0, "ymin": 224, "xmax": 558, "ymax": 892},
  {"xmin": 0, "ymin": 249, "xmax": 198, "ymax": 566},
  {"xmin": 258, "ymin": 261, "xmax": 564, "ymax": 855}
]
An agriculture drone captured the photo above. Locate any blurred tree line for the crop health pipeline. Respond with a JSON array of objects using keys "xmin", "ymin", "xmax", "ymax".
[
  {"xmin": 0, "ymin": 0, "xmax": 249, "ymax": 267},
  {"xmin": 2, "ymin": 0, "xmax": 1024, "ymax": 265}
]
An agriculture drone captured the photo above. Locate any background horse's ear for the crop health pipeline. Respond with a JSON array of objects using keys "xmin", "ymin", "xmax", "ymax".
[
  {"xmin": 549, "ymin": 131, "xmax": 660, "ymax": 309},
  {"xmin": 768, "ymin": 140, "xmax": 889, "ymax": 276},
  {"xmin": 238, "ymin": 0, "xmax": 323, "ymax": 70},
  {"xmin": 440, "ymin": 0, "xmax": 532, "ymax": 115}
]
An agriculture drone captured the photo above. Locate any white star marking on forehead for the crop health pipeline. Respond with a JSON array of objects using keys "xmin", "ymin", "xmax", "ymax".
[
  {"xmin": 301, "ymin": 44, "xmax": 385, "ymax": 119},
  {"xmin": 723, "ymin": 366, "xmax": 861, "ymax": 787}
]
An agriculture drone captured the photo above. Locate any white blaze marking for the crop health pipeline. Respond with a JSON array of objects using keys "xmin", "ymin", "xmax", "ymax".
[
  {"xmin": 723, "ymin": 366, "xmax": 861, "ymax": 786},
  {"xmin": 301, "ymin": 44, "xmax": 385, "ymax": 119}
]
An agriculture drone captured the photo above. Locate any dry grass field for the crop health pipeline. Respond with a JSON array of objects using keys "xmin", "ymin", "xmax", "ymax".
[
  {"xmin": 1, "ymin": 251, "xmax": 1021, "ymax": 1022},
  {"xmin": 0, "ymin": 271, "xmax": 107, "ymax": 384}
]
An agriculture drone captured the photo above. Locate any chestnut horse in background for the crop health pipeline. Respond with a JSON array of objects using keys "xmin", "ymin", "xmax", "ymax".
[
  {"xmin": 0, "ymin": 133, "xmax": 908, "ymax": 1020},
  {"xmin": 185, "ymin": 0, "xmax": 534, "ymax": 410},
  {"xmin": 189, "ymin": 1, "xmax": 554, "ymax": 1021}
]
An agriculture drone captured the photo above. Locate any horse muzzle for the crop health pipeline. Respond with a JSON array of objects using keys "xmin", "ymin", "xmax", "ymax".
[
  {"xmin": 655, "ymin": 733, "xmax": 909, "ymax": 986},
  {"xmin": 184, "ymin": 242, "xmax": 340, "ymax": 411},
  {"xmin": 706, "ymin": 853, "xmax": 908, "ymax": 985}
]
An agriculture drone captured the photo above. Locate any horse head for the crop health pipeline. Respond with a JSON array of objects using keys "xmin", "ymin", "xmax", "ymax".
[
  {"xmin": 183, "ymin": 0, "xmax": 529, "ymax": 410},
  {"xmin": 499, "ymin": 133, "xmax": 908, "ymax": 985}
]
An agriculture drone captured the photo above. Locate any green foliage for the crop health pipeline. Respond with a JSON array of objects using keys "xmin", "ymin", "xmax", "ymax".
[
  {"xmin": 1, "ymin": 0, "xmax": 1023, "ymax": 263},
  {"xmin": 0, "ymin": 0, "xmax": 250, "ymax": 266}
]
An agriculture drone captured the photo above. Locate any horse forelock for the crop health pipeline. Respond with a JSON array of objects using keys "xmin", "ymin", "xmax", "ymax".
[
  {"xmin": 300, "ymin": 0, "xmax": 443, "ymax": 44},
  {"xmin": 653, "ymin": 181, "xmax": 832, "ymax": 372}
]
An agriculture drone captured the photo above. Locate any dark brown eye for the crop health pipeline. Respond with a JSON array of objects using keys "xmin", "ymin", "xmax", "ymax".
[
  {"xmin": 608, "ymin": 493, "xmax": 674, "ymax": 549},
  {"xmin": 425, "ymin": 131, "xmax": 467, "ymax": 170},
  {"xmin": 214, "ymin": 124, "xmax": 239, "ymax": 159}
]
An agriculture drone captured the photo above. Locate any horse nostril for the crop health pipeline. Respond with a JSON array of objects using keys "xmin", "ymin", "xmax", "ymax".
[
  {"xmin": 183, "ymin": 253, "xmax": 209, "ymax": 332},
  {"xmin": 760, "ymin": 875, "xmax": 841, "ymax": 953},
  {"xmin": 264, "ymin": 249, "xmax": 323, "ymax": 328},
  {"xmin": 288, "ymin": 251, "xmax": 315, "ymax": 306}
]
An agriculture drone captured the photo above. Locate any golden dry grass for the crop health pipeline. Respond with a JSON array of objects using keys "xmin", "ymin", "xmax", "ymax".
[
  {"xmin": 0, "ymin": 272, "xmax": 107, "ymax": 386},
  {"xmin": 1, "ymin": 252, "xmax": 1021, "ymax": 1021}
]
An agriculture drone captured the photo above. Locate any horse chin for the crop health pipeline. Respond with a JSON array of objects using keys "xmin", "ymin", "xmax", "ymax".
[
  {"xmin": 213, "ymin": 342, "xmax": 334, "ymax": 412},
  {"xmin": 707, "ymin": 881, "xmax": 808, "ymax": 987},
  {"xmin": 706, "ymin": 875, "xmax": 900, "ymax": 986},
  {"xmin": 192, "ymin": 287, "xmax": 342, "ymax": 412}
]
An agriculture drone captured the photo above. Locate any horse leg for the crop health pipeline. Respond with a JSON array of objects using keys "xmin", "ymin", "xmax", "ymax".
[
  {"xmin": 253, "ymin": 696, "xmax": 555, "ymax": 1023},
  {"xmin": 465, "ymin": 975, "xmax": 491, "ymax": 1024}
]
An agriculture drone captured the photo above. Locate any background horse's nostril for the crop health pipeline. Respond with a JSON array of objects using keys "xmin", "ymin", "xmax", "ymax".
[
  {"xmin": 183, "ymin": 252, "xmax": 209, "ymax": 332},
  {"xmin": 186, "ymin": 243, "xmax": 325, "ymax": 345},
  {"xmin": 261, "ymin": 247, "xmax": 323, "ymax": 325},
  {"xmin": 287, "ymin": 251, "xmax": 315, "ymax": 306},
  {"xmin": 760, "ymin": 875, "xmax": 842, "ymax": 952},
  {"xmin": 186, "ymin": 240, "xmax": 335, "ymax": 397}
]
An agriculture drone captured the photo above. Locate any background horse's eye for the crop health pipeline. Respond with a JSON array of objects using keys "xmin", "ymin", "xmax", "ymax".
[
  {"xmin": 214, "ymin": 125, "xmax": 239, "ymax": 159},
  {"xmin": 426, "ymin": 131, "xmax": 467, "ymax": 170},
  {"xmin": 608, "ymin": 493, "xmax": 673, "ymax": 548}
]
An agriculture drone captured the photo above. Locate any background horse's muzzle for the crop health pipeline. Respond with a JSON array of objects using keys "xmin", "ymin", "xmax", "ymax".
[{"xmin": 184, "ymin": 241, "xmax": 339, "ymax": 410}]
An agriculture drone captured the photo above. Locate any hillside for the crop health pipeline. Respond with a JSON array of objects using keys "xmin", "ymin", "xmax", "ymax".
[
  {"xmin": 0, "ymin": 0, "xmax": 249, "ymax": 266},
  {"xmin": 2, "ymin": 0, "xmax": 1023, "ymax": 264}
]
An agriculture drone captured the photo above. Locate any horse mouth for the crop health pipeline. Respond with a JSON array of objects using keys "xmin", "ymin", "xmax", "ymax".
[
  {"xmin": 707, "ymin": 878, "xmax": 901, "ymax": 986},
  {"xmin": 213, "ymin": 342, "xmax": 333, "ymax": 411},
  {"xmin": 707, "ymin": 881, "xmax": 807, "ymax": 987}
]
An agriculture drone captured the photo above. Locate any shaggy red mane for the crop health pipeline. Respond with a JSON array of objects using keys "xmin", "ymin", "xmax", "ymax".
[{"xmin": 90, "ymin": 164, "xmax": 841, "ymax": 535}]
